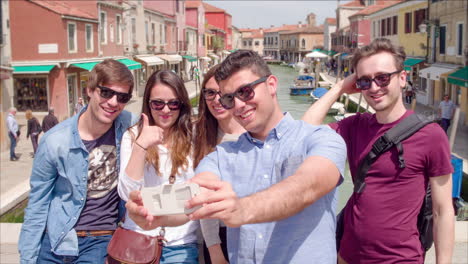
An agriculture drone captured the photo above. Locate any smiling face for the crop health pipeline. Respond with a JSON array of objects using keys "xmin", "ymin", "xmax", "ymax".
[
  {"xmin": 204, "ymin": 77, "xmax": 231, "ymax": 121},
  {"xmin": 219, "ymin": 69, "xmax": 281, "ymax": 140},
  {"xmin": 356, "ymin": 52, "xmax": 407, "ymax": 116},
  {"xmin": 149, "ymin": 82, "xmax": 180, "ymax": 131},
  {"xmin": 87, "ymin": 83, "xmax": 129, "ymax": 126}
]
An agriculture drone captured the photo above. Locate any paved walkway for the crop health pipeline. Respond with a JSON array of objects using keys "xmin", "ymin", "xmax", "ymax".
[{"xmin": 1, "ymin": 78, "xmax": 467, "ymax": 263}]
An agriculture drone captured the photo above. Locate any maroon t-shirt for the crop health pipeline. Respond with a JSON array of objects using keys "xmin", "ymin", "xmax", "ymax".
[{"xmin": 330, "ymin": 110, "xmax": 453, "ymax": 264}]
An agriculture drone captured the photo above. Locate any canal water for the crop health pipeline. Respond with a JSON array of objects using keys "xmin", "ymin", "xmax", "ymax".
[{"xmin": 270, "ymin": 64, "xmax": 353, "ymax": 211}]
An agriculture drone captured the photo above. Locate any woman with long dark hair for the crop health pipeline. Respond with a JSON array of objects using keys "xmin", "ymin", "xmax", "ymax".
[
  {"xmin": 117, "ymin": 70, "xmax": 206, "ymax": 263},
  {"xmin": 194, "ymin": 65, "xmax": 245, "ymax": 263}
]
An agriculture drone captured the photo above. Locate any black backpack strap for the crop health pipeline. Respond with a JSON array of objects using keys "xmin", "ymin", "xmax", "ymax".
[{"xmin": 354, "ymin": 114, "xmax": 433, "ymax": 193}]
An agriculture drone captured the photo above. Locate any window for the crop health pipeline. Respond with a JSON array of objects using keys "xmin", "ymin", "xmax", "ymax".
[
  {"xmin": 404, "ymin": 12, "xmax": 412, "ymax": 33},
  {"xmin": 116, "ymin": 15, "xmax": 122, "ymax": 44},
  {"xmin": 392, "ymin": 16, "xmax": 398, "ymax": 35},
  {"xmin": 85, "ymin": 24, "xmax": 93, "ymax": 52},
  {"xmin": 255, "ymin": 41, "xmax": 259, "ymax": 46},
  {"xmin": 381, "ymin": 19, "xmax": 386, "ymax": 36},
  {"xmin": 145, "ymin": 21, "xmax": 149, "ymax": 44},
  {"xmin": 151, "ymin": 23, "xmax": 155, "ymax": 44},
  {"xmin": 414, "ymin": 9, "xmax": 426, "ymax": 33},
  {"xmin": 377, "ymin": 20, "xmax": 381, "ymax": 37},
  {"xmin": 131, "ymin": 18, "xmax": 136, "ymax": 44},
  {"xmin": 302, "ymin": 38, "xmax": 306, "ymax": 48},
  {"xmin": 439, "ymin": 25, "xmax": 446, "ymax": 54},
  {"xmin": 100, "ymin": 11, "xmax": 107, "ymax": 44},
  {"xmin": 110, "ymin": 24, "xmax": 114, "ymax": 43},
  {"xmin": 67, "ymin": 22, "xmax": 77, "ymax": 52},
  {"xmin": 160, "ymin": 24, "xmax": 164, "ymax": 44},
  {"xmin": 456, "ymin": 23, "xmax": 464, "ymax": 56},
  {"xmin": 386, "ymin": 17, "xmax": 391, "ymax": 36}
]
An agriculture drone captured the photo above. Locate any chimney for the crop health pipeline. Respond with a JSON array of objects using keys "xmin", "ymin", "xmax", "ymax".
[
  {"xmin": 271, "ymin": 25, "xmax": 274, "ymax": 28},
  {"xmin": 298, "ymin": 21, "xmax": 302, "ymax": 28}
]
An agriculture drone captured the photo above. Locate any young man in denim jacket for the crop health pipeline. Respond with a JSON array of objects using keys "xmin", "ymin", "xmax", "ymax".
[{"xmin": 19, "ymin": 59, "xmax": 136, "ymax": 264}]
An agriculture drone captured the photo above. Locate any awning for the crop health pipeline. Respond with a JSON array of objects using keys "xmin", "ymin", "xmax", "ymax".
[
  {"xmin": 229, "ymin": 49, "xmax": 238, "ymax": 53},
  {"xmin": 200, "ymin": 56, "xmax": 211, "ymax": 61},
  {"xmin": 448, "ymin": 66, "xmax": 468, "ymax": 87},
  {"xmin": 333, "ymin": 52, "xmax": 341, "ymax": 58},
  {"xmin": 157, "ymin": 54, "xmax": 182, "ymax": 64},
  {"xmin": 13, "ymin": 64, "xmax": 56, "ymax": 74},
  {"xmin": 135, "ymin": 55, "xmax": 164, "ymax": 66},
  {"xmin": 419, "ymin": 65, "xmax": 455, "ymax": 81},
  {"xmin": 70, "ymin": 61, "xmax": 100, "ymax": 71},
  {"xmin": 208, "ymin": 54, "xmax": 219, "ymax": 60},
  {"xmin": 404, "ymin": 58, "xmax": 424, "ymax": 71},
  {"xmin": 182, "ymin": 55, "xmax": 197, "ymax": 62},
  {"xmin": 117, "ymin": 58, "xmax": 142, "ymax": 70}
]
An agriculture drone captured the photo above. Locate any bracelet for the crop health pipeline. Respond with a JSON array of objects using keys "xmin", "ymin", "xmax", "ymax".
[{"xmin": 134, "ymin": 141, "xmax": 147, "ymax": 151}]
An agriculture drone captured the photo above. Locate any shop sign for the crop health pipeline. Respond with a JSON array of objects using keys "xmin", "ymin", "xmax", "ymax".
[{"xmin": 38, "ymin": 43, "xmax": 58, "ymax": 54}]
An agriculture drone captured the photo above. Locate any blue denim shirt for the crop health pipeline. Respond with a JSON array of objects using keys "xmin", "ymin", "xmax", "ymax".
[
  {"xmin": 18, "ymin": 107, "xmax": 136, "ymax": 264},
  {"xmin": 196, "ymin": 113, "xmax": 347, "ymax": 264}
]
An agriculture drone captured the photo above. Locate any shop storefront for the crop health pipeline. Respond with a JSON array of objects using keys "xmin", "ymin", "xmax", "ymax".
[
  {"xmin": 417, "ymin": 64, "xmax": 457, "ymax": 106},
  {"xmin": 134, "ymin": 55, "xmax": 165, "ymax": 96},
  {"xmin": 157, "ymin": 54, "xmax": 182, "ymax": 75},
  {"xmin": 447, "ymin": 66, "xmax": 468, "ymax": 125},
  {"xmin": 12, "ymin": 64, "xmax": 57, "ymax": 112},
  {"xmin": 403, "ymin": 58, "xmax": 424, "ymax": 84},
  {"xmin": 182, "ymin": 55, "xmax": 198, "ymax": 81}
]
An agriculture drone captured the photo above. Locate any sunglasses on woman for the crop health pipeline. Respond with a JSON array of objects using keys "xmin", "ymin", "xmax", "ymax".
[
  {"xmin": 356, "ymin": 70, "xmax": 401, "ymax": 90},
  {"xmin": 202, "ymin": 88, "xmax": 220, "ymax": 101},
  {"xmin": 218, "ymin": 76, "xmax": 269, "ymax": 110},
  {"xmin": 96, "ymin": 85, "xmax": 132, "ymax": 104},
  {"xmin": 148, "ymin": 99, "xmax": 182, "ymax": 111}
]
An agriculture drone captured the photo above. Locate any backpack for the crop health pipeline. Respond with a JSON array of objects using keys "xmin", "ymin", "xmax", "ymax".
[{"xmin": 336, "ymin": 114, "xmax": 434, "ymax": 252}]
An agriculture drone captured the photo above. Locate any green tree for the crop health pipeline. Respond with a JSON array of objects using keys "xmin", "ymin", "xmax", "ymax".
[{"xmin": 212, "ymin": 36, "xmax": 224, "ymax": 53}]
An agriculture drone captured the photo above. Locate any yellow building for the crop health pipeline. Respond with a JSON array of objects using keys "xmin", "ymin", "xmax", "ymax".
[{"xmin": 398, "ymin": 1, "xmax": 428, "ymax": 57}]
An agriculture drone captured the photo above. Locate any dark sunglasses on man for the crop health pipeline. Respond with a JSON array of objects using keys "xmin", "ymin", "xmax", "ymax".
[
  {"xmin": 148, "ymin": 99, "xmax": 182, "ymax": 111},
  {"xmin": 218, "ymin": 76, "xmax": 269, "ymax": 110},
  {"xmin": 96, "ymin": 85, "xmax": 132, "ymax": 104},
  {"xmin": 355, "ymin": 70, "xmax": 401, "ymax": 90}
]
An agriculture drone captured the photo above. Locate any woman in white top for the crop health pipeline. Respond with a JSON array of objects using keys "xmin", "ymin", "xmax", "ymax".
[
  {"xmin": 118, "ymin": 70, "xmax": 203, "ymax": 263},
  {"xmin": 193, "ymin": 64, "xmax": 246, "ymax": 264}
]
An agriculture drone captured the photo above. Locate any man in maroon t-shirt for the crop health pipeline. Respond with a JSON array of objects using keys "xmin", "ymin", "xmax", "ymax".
[{"xmin": 302, "ymin": 38, "xmax": 454, "ymax": 263}]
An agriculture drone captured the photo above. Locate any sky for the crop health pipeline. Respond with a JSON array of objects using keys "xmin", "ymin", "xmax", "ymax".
[{"xmin": 205, "ymin": 1, "xmax": 351, "ymax": 29}]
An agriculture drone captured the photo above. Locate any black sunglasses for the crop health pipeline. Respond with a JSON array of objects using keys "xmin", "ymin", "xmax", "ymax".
[
  {"xmin": 96, "ymin": 85, "xmax": 132, "ymax": 104},
  {"xmin": 356, "ymin": 71, "xmax": 401, "ymax": 90},
  {"xmin": 218, "ymin": 76, "xmax": 269, "ymax": 110},
  {"xmin": 148, "ymin": 99, "xmax": 182, "ymax": 111},
  {"xmin": 202, "ymin": 88, "xmax": 220, "ymax": 101}
]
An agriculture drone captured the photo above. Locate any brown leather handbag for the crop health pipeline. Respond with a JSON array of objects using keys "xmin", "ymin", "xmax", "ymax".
[{"xmin": 107, "ymin": 227, "xmax": 164, "ymax": 264}]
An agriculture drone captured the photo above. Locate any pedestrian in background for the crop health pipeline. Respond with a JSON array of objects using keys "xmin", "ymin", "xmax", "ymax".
[
  {"xmin": 438, "ymin": 94, "xmax": 456, "ymax": 134},
  {"xmin": 6, "ymin": 107, "xmax": 19, "ymax": 161},
  {"xmin": 405, "ymin": 80, "xmax": 414, "ymax": 104},
  {"xmin": 74, "ymin": 97, "xmax": 84, "ymax": 115},
  {"xmin": 25, "ymin": 109, "xmax": 42, "ymax": 157},
  {"xmin": 42, "ymin": 107, "xmax": 59, "ymax": 133}
]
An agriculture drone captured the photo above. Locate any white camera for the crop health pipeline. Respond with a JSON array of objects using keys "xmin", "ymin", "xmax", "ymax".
[{"xmin": 141, "ymin": 183, "xmax": 201, "ymax": 216}]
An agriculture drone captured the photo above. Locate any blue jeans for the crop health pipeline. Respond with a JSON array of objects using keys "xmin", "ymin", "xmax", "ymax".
[
  {"xmin": 38, "ymin": 232, "xmax": 111, "ymax": 264},
  {"xmin": 161, "ymin": 243, "xmax": 199, "ymax": 264},
  {"xmin": 441, "ymin": 118, "xmax": 451, "ymax": 134},
  {"xmin": 8, "ymin": 132, "xmax": 16, "ymax": 159}
]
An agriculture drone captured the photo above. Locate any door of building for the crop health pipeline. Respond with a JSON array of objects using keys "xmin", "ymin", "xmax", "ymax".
[{"xmin": 67, "ymin": 74, "xmax": 77, "ymax": 116}]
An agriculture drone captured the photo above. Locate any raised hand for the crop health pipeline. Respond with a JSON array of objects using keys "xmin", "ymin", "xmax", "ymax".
[
  {"xmin": 338, "ymin": 73, "xmax": 360, "ymax": 95},
  {"xmin": 187, "ymin": 175, "xmax": 246, "ymax": 228},
  {"xmin": 135, "ymin": 113, "xmax": 164, "ymax": 149}
]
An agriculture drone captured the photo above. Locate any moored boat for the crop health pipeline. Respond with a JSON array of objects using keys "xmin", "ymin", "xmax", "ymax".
[{"xmin": 290, "ymin": 75, "xmax": 315, "ymax": 96}]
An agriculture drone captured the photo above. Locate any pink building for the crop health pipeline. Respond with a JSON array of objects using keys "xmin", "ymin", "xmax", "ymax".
[
  {"xmin": 9, "ymin": 0, "xmax": 139, "ymax": 119},
  {"xmin": 186, "ymin": 0, "xmax": 206, "ymax": 57},
  {"xmin": 203, "ymin": 2, "xmax": 232, "ymax": 51}
]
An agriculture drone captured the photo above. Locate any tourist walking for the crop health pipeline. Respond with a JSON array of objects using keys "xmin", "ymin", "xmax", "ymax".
[
  {"xmin": 302, "ymin": 38, "xmax": 454, "ymax": 264},
  {"xmin": 405, "ymin": 80, "xmax": 414, "ymax": 104},
  {"xmin": 19, "ymin": 59, "xmax": 136, "ymax": 263},
  {"xmin": 74, "ymin": 97, "xmax": 84, "ymax": 115},
  {"xmin": 438, "ymin": 94, "xmax": 456, "ymax": 134},
  {"xmin": 6, "ymin": 107, "xmax": 19, "ymax": 161},
  {"xmin": 42, "ymin": 107, "xmax": 59, "ymax": 133},
  {"xmin": 127, "ymin": 50, "xmax": 347, "ymax": 264},
  {"xmin": 25, "ymin": 109, "xmax": 42, "ymax": 156},
  {"xmin": 194, "ymin": 64, "xmax": 245, "ymax": 264},
  {"xmin": 115, "ymin": 70, "xmax": 203, "ymax": 264}
]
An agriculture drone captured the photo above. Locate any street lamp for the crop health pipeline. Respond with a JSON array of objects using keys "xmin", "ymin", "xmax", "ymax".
[{"xmin": 419, "ymin": 19, "xmax": 439, "ymax": 62}]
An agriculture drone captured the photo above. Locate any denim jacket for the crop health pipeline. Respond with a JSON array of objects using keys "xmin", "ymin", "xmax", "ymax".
[{"xmin": 18, "ymin": 107, "xmax": 136, "ymax": 264}]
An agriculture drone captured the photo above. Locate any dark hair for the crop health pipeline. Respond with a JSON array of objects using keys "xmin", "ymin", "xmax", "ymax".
[
  {"xmin": 131, "ymin": 70, "xmax": 192, "ymax": 177},
  {"xmin": 351, "ymin": 38, "xmax": 406, "ymax": 73},
  {"xmin": 215, "ymin": 50, "xmax": 272, "ymax": 82},
  {"xmin": 87, "ymin": 59, "xmax": 134, "ymax": 94},
  {"xmin": 193, "ymin": 64, "xmax": 221, "ymax": 168}
]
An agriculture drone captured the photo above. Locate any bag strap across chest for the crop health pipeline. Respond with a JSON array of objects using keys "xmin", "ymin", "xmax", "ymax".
[{"xmin": 353, "ymin": 114, "xmax": 433, "ymax": 193}]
